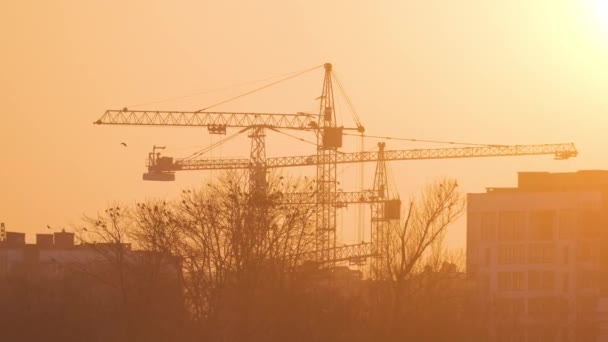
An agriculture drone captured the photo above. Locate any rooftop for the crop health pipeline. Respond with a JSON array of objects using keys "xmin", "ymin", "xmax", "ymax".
[{"xmin": 486, "ymin": 170, "xmax": 608, "ymax": 193}]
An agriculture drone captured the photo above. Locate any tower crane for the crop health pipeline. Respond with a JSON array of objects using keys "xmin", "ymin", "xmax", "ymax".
[
  {"xmin": 146, "ymin": 141, "xmax": 577, "ymax": 172},
  {"xmin": 142, "ymin": 139, "xmax": 577, "ymax": 264},
  {"xmin": 96, "ymin": 63, "xmax": 363, "ymax": 264},
  {"xmin": 96, "ymin": 109, "xmax": 325, "ymax": 185},
  {"xmin": 95, "ymin": 63, "xmax": 578, "ymax": 266}
]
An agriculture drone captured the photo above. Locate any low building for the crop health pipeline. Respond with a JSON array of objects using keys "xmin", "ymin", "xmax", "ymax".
[
  {"xmin": 467, "ymin": 170, "xmax": 608, "ymax": 341},
  {"xmin": 0, "ymin": 229, "xmax": 184, "ymax": 341}
]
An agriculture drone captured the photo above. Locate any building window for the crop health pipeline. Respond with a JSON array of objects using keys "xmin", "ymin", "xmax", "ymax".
[
  {"xmin": 577, "ymin": 271, "xmax": 598, "ymax": 290},
  {"xmin": 495, "ymin": 297, "xmax": 510, "ymax": 316},
  {"xmin": 498, "ymin": 272, "xmax": 512, "ymax": 291},
  {"xmin": 576, "ymin": 296, "xmax": 596, "ymax": 316},
  {"xmin": 577, "ymin": 243, "xmax": 597, "ymax": 263},
  {"xmin": 541, "ymin": 271, "xmax": 554, "ymax": 290},
  {"xmin": 497, "ymin": 272, "xmax": 524, "ymax": 291},
  {"xmin": 526, "ymin": 324, "xmax": 557, "ymax": 341},
  {"xmin": 529, "ymin": 211, "xmax": 554, "ymax": 240},
  {"xmin": 512, "ymin": 271, "xmax": 524, "ymax": 291},
  {"xmin": 485, "ymin": 248, "xmax": 491, "ymax": 266},
  {"xmin": 529, "ymin": 271, "xmax": 540, "ymax": 290},
  {"xmin": 579, "ymin": 210, "xmax": 601, "ymax": 239},
  {"xmin": 481, "ymin": 212, "xmax": 497, "ymax": 241},
  {"xmin": 558, "ymin": 210, "xmax": 576, "ymax": 240},
  {"xmin": 498, "ymin": 211, "xmax": 525, "ymax": 241},
  {"xmin": 528, "ymin": 244, "xmax": 555, "ymax": 264},
  {"xmin": 498, "ymin": 244, "xmax": 526, "ymax": 265},
  {"xmin": 481, "ymin": 275, "xmax": 490, "ymax": 294},
  {"xmin": 528, "ymin": 271, "xmax": 554, "ymax": 291},
  {"xmin": 528, "ymin": 297, "xmax": 556, "ymax": 317},
  {"xmin": 468, "ymin": 213, "xmax": 481, "ymax": 241}
]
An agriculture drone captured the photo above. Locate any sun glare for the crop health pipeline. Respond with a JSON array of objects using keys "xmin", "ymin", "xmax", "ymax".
[{"xmin": 590, "ymin": 0, "xmax": 608, "ymax": 35}]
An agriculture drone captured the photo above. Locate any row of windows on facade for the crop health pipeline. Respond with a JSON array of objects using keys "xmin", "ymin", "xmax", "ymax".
[
  {"xmin": 495, "ymin": 327, "xmax": 573, "ymax": 342},
  {"xmin": 489, "ymin": 270, "xmax": 599, "ymax": 292},
  {"xmin": 477, "ymin": 243, "xmax": 599, "ymax": 265},
  {"xmin": 469, "ymin": 210, "xmax": 603, "ymax": 242},
  {"xmin": 495, "ymin": 327, "xmax": 597, "ymax": 342},
  {"xmin": 491, "ymin": 295, "xmax": 597, "ymax": 317}
]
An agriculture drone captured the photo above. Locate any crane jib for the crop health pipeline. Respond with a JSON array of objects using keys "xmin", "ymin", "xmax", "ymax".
[
  {"xmin": 94, "ymin": 110, "xmax": 319, "ymax": 129},
  {"xmin": 153, "ymin": 143, "xmax": 577, "ymax": 171}
]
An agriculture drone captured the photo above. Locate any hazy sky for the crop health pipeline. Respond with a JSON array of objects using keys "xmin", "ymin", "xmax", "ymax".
[{"xmin": 1, "ymin": 0, "xmax": 607, "ymax": 249}]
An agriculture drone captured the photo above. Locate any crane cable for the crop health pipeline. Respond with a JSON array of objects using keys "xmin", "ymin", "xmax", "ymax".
[
  {"xmin": 336, "ymin": 144, "xmax": 385, "ymax": 179},
  {"xmin": 196, "ymin": 64, "xmax": 324, "ymax": 112},
  {"xmin": 182, "ymin": 127, "xmax": 250, "ymax": 160},
  {"xmin": 126, "ymin": 65, "xmax": 324, "ymax": 109},
  {"xmin": 343, "ymin": 132, "xmax": 507, "ymax": 148},
  {"xmin": 268, "ymin": 127, "xmax": 318, "ymax": 147},
  {"xmin": 330, "ymin": 72, "xmax": 367, "ymax": 243},
  {"xmin": 331, "ymin": 70, "xmax": 363, "ymax": 130},
  {"xmin": 386, "ymin": 157, "xmax": 399, "ymax": 200},
  {"xmin": 268, "ymin": 127, "xmax": 354, "ymax": 155}
]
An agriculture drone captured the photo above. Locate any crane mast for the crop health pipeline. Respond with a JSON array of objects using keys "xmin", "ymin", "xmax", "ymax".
[
  {"xmin": 249, "ymin": 126, "xmax": 267, "ymax": 195},
  {"xmin": 316, "ymin": 63, "xmax": 340, "ymax": 264},
  {"xmin": 371, "ymin": 142, "xmax": 401, "ymax": 276}
]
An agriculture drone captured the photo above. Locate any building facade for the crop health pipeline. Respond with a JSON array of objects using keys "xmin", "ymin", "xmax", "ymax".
[
  {"xmin": 467, "ymin": 171, "xmax": 608, "ymax": 342},
  {"xmin": 0, "ymin": 230, "xmax": 184, "ymax": 341}
]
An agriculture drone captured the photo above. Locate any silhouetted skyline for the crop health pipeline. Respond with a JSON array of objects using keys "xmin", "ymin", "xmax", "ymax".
[{"xmin": 2, "ymin": 0, "xmax": 607, "ymax": 251}]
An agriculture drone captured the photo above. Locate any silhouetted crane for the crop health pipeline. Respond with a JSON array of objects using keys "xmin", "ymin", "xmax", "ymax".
[{"xmin": 95, "ymin": 63, "xmax": 578, "ymax": 266}]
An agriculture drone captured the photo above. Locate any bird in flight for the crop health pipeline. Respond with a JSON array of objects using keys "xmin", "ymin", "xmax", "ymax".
[
  {"xmin": 46, "ymin": 225, "xmax": 51, "ymax": 229},
  {"xmin": 121, "ymin": 142, "xmax": 127, "ymax": 147}
]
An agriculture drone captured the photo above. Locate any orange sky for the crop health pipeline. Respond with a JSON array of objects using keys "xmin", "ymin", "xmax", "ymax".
[{"xmin": 1, "ymin": 0, "xmax": 607, "ymax": 249}]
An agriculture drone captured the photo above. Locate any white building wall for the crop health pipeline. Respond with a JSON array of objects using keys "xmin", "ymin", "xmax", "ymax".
[{"xmin": 468, "ymin": 190, "xmax": 603, "ymax": 342}]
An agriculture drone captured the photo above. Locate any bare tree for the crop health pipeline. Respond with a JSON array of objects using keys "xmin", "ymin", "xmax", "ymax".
[
  {"xmin": 48, "ymin": 172, "xmax": 476, "ymax": 342},
  {"xmin": 165, "ymin": 171, "xmax": 316, "ymax": 339},
  {"xmin": 369, "ymin": 178, "xmax": 466, "ymax": 340},
  {"xmin": 79, "ymin": 202, "xmax": 186, "ymax": 342},
  {"xmin": 383, "ymin": 178, "xmax": 465, "ymax": 281},
  {"xmin": 81, "ymin": 204, "xmax": 134, "ymax": 310}
]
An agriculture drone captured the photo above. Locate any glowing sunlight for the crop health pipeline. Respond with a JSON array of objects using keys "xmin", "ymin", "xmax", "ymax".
[{"xmin": 590, "ymin": 0, "xmax": 608, "ymax": 37}]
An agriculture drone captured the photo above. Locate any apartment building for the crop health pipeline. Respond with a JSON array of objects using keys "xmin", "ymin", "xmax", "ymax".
[
  {"xmin": 467, "ymin": 171, "xmax": 608, "ymax": 342},
  {"xmin": 0, "ymin": 229, "xmax": 184, "ymax": 340}
]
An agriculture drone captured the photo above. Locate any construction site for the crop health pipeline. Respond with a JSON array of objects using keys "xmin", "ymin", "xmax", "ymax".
[
  {"xmin": 8, "ymin": 1, "xmax": 608, "ymax": 340},
  {"xmin": 92, "ymin": 62, "xmax": 578, "ymax": 274},
  {"xmin": 4, "ymin": 62, "xmax": 601, "ymax": 341}
]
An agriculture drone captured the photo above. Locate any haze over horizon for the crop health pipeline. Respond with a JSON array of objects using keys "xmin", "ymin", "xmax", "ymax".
[{"xmin": 2, "ymin": 0, "xmax": 607, "ymax": 249}]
